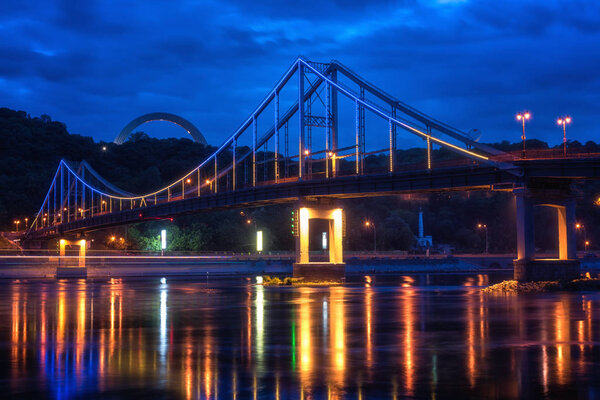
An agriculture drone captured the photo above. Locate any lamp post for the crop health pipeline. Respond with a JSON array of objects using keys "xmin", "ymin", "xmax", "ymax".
[
  {"xmin": 245, "ymin": 217, "xmax": 260, "ymax": 253},
  {"xmin": 477, "ymin": 223, "xmax": 488, "ymax": 254},
  {"xmin": 14, "ymin": 220, "xmax": 20, "ymax": 232},
  {"xmin": 576, "ymin": 223, "xmax": 588, "ymax": 252},
  {"xmin": 365, "ymin": 220, "xmax": 377, "ymax": 253},
  {"xmin": 557, "ymin": 116, "xmax": 572, "ymax": 157},
  {"xmin": 24, "ymin": 217, "xmax": 28, "ymax": 230},
  {"xmin": 516, "ymin": 112, "xmax": 531, "ymax": 158}
]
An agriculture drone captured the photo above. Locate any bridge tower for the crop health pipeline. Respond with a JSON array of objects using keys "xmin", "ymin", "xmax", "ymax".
[
  {"xmin": 513, "ymin": 181, "xmax": 580, "ymax": 282},
  {"xmin": 293, "ymin": 199, "xmax": 346, "ymax": 282}
]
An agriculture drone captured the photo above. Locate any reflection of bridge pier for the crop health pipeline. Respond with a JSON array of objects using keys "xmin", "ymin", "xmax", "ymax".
[
  {"xmin": 513, "ymin": 182, "xmax": 580, "ymax": 282},
  {"xmin": 293, "ymin": 199, "xmax": 346, "ymax": 282}
]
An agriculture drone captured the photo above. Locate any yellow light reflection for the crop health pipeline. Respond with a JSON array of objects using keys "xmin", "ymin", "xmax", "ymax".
[
  {"xmin": 554, "ymin": 297, "xmax": 571, "ymax": 385},
  {"xmin": 329, "ymin": 286, "xmax": 346, "ymax": 398},
  {"xmin": 365, "ymin": 285, "xmax": 373, "ymax": 370},
  {"xmin": 401, "ymin": 286, "xmax": 415, "ymax": 395},
  {"xmin": 76, "ymin": 282, "xmax": 86, "ymax": 379}
]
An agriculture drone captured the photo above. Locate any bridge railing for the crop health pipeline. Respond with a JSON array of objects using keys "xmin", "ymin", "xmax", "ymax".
[{"xmin": 491, "ymin": 148, "xmax": 600, "ymax": 162}]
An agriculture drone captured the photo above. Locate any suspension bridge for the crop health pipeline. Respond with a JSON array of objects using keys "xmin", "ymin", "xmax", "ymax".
[{"xmin": 23, "ymin": 57, "xmax": 600, "ymax": 281}]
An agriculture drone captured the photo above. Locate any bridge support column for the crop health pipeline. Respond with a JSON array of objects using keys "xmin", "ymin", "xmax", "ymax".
[
  {"xmin": 513, "ymin": 185, "xmax": 580, "ymax": 282},
  {"xmin": 56, "ymin": 238, "xmax": 87, "ymax": 278},
  {"xmin": 293, "ymin": 200, "xmax": 345, "ymax": 282}
]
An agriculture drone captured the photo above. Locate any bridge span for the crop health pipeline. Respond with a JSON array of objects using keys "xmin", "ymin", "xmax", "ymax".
[{"xmin": 24, "ymin": 57, "xmax": 600, "ymax": 282}]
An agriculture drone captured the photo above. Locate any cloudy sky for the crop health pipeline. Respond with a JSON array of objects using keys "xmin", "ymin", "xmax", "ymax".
[{"xmin": 1, "ymin": 0, "xmax": 599, "ymax": 149}]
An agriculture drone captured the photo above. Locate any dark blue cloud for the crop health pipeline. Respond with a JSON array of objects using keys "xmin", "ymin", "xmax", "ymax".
[{"xmin": 1, "ymin": 0, "xmax": 599, "ymax": 151}]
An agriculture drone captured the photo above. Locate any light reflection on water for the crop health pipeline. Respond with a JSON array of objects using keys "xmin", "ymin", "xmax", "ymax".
[{"xmin": 2, "ymin": 273, "xmax": 600, "ymax": 398}]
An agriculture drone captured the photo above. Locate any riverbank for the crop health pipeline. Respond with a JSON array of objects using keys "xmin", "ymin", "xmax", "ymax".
[
  {"xmin": 0, "ymin": 254, "xmax": 597, "ymax": 279},
  {"xmin": 483, "ymin": 278, "xmax": 600, "ymax": 293}
]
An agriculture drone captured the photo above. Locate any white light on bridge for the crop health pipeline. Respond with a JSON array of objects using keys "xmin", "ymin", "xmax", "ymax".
[
  {"xmin": 322, "ymin": 231, "xmax": 328, "ymax": 250},
  {"xmin": 161, "ymin": 229, "xmax": 167, "ymax": 250},
  {"xmin": 257, "ymin": 230, "xmax": 263, "ymax": 253}
]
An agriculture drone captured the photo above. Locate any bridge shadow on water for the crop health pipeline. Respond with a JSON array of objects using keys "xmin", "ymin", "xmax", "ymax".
[{"xmin": 2, "ymin": 271, "xmax": 600, "ymax": 399}]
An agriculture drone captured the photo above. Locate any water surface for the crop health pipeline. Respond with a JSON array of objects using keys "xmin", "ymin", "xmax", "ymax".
[{"xmin": 3, "ymin": 273, "xmax": 600, "ymax": 399}]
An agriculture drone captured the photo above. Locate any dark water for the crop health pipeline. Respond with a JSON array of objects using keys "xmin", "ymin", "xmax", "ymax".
[{"xmin": 2, "ymin": 272, "xmax": 600, "ymax": 399}]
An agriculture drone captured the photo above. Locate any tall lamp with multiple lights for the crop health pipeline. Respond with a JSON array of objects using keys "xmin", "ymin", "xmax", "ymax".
[
  {"xmin": 516, "ymin": 111, "xmax": 531, "ymax": 158},
  {"xmin": 557, "ymin": 116, "xmax": 572, "ymax": 157}
]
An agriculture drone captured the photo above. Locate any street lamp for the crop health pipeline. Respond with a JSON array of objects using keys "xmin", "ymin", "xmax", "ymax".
[
  {"xmin": 516, "ymin": 111, "xmax": 531, "ymax": 158},
  {"xmin": 24, "ymin": 217, "xmax": 28, "ymax": 229},
  {"xmin": 477, "ymin": 223, "xmax": 488, "ymax": 254},
  {"xmin": 365, "ymin": 220, "xmax": 377, "ymax": 252},
  {"xmin": 576, "ymin": 223, "xmax": 588, "ymax": 251},
  {"xmin": 557, "ymin": 116, "xmax": 572, "ymax": 157},
  {"xmin": 14, "ymin": 220, "xmax": 20, "ymax": 232}
]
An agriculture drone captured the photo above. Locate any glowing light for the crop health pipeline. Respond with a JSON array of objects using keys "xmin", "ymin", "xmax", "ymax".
[
  {"xmin": 102, "ymin": 146, "xmax": 107, "ymax": 151},
  {"xmin": 557, "ymin": 119, "xmax": 563, "ymax": 125},
  {"xmin": 365, "ymin": 221, "xmax": 370, "ymax": 227},
  {"xmin": 246, "ymin": 219, "xmax": 252, "ymax": 224},
  {"xmin": 524, "ymin": 112, "xmax": 530, "ymax": 119},
  {"xmin": 159, "ymin": 287, "xmax": 167, "ymax": 360},
  {"xmin": 322, "ymin": 231, "xmax": 328, "ymax": 250},
  {"xmin": 205, "ymin": 179, "xmax": 211, "ymax": 185},
  {"xmin": 110, "ymin": 236, "xmax": 116, "ymax": 241},
  {"xmin": 161, "ymin": 229, "xmax": 167, "ymax": 250},
  {"xmin": 565, "ymin": 116, "xmax": 571, "ymax": 123},
  {"xmin": 160, "ymin": 277, "xmax": 167, "ymax": 285},
  {"xmin": 304, "ymin": 149, "xmax": 310, "ymax": 155},
  {"xmin": 186, "ymin": 178, "xmax": 191, "ymax": 184},
  {"xmin": 516, "ymin": 114, "xmax": 522, "ymax": 121},
  {"xmin": 257, "ymin": 230, "xmax": 263, "ymax": 252},
  {"xmin": 256, "ymin": 276, "xmax": 263, "ymax": 284}
]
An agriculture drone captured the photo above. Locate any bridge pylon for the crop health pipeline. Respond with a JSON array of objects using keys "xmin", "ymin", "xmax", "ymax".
[
  {"xmin": 293, "ymin": 199, "xmax": 345, "ymax": 282},
  {"xmin": 513, "ymin": 182, "xmax": 580, "ymax": 282}
]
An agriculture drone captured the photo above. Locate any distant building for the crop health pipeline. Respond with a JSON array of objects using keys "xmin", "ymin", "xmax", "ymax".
[{"xmin": 415, "ymin": 209, "xmax": 433, "ymax": 248}]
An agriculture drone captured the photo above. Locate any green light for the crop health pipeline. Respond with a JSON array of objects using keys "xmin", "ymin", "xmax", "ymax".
[{"xmin": 291, "ymin": 314, "xmax": 296, "ymax": 370}]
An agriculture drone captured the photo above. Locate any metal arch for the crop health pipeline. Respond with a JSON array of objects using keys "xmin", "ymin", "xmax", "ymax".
[{"xmin": 114, "ymin": 112, "xmax": 208, "ymax": 145}]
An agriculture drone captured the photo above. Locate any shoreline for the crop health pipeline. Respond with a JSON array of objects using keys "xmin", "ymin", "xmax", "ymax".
[{"xmin": 0, "ymin": 254, "xmax": 597, "ymax": 279}]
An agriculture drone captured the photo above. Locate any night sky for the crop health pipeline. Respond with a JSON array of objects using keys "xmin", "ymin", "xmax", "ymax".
[{"xmin": 1, "ymin": 0, "xmax": 598, "ymax": 149}]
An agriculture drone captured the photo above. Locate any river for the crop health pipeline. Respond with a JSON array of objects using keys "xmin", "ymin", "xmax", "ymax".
[{"xmin": 2, "ymin": 272, "xmax": 599, "ymax": 399}]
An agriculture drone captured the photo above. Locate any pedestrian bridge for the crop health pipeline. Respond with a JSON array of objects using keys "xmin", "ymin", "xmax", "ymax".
[{"xmin": 24, "ymin": 57, "xmax": 600, "ymax": 281}]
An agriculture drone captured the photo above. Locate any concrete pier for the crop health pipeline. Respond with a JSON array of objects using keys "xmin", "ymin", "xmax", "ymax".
[
  {"xmin": 292, "ymin": 200, "xmax": 346, "ymax": 281},
  {"xmin": 513, "ymin": 184, "xmax": 580, "ymax": 282}
]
